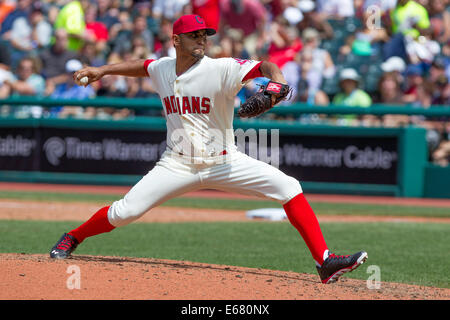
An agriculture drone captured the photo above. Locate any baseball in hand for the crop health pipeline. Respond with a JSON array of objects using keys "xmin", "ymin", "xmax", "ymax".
[{"xmin": 79, "ymin": 76, "xmax": 89, "ymax": 86}]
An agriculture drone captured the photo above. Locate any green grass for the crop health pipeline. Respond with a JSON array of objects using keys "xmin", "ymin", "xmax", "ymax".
[
  {"xmin": 1, "ymin": 190, "xmax": 449, "ymax": 288},
  {"xmin": 0, "ymin": 190, "xmax": 449, "ymax": 217},
  {"xmin": 0, "ymin": 219, "xmax": 448, "ymax": 288}
]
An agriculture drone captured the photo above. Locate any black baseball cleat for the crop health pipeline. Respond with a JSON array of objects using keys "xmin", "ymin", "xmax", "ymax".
[
  {"xmin": 317, "ymin": 251, "xmax": 368, "ymax": 284},
  {"xmin": 50, "ymin": 233, "xmax": 79, "ymax": 259}
]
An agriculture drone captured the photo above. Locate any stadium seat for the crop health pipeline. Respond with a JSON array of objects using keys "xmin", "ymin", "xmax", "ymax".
[
  {"xmin": 321, "ymin": 77, "xmax": 341, "ymax": 96},
  {"xmin": 344, "ymin": 17, "xmax": 363, "ymax": 33},
  {"xmin": 363, "ymin": 74, "xmax": 381, "ymax": 93},
  {"xmin": 321, "ymin": 40, "xmax": 341, "ymax": 59},
  {"xmin": 362, "ymin": 64, "xmax": 383, "ymax": 92},
  {"xmin": 358, "ymin": 63, "xmax": 370, "ymax": 75},
  {"xmin": 332, "ymin": 29, "xmax": 349, "ymax": 43},
  {"xmin": 342, "ymin": 53, "xmax": 367, "ymax": 68},
  {"xmin": 326, "ymin": 19, "xmax": 346, "ymax": 30},
  {"xmin": 367, "ymin": 64, "xmax": 383, "ymax": 76}
]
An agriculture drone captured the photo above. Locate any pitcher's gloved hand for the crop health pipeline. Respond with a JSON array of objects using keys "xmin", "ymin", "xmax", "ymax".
[{"xmin": 237, "ymin": 81, "xmax": 292, "ymax": 118}]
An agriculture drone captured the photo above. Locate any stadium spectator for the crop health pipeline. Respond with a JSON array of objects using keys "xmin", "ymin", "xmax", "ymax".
[
  {"xmin": 0, "ymin": 0, "xmax": 31, "ymax": 37},
  {"xmin": 40, "ymin": 29, "xmax": 78, "ymax": 93},
  {"xmin": 0, "ymin": 0, "xmax": 447, "ymax": 130},
  {"xmin": 219, "ymin": 0, "xmax": 268, "ymax": 59},
  {"xmin": 154, "ymin": 16, "xmax": 179, "ymax": 57},
  {"xmin": 333, "ymin": 68, "xmax": 373, "ymax": 125},
  {"xmin": 109, "ymin": 15, "xmax": 154, "ymax": 63},
  {"xmin": 0, "ymin": 38, "xmax": 11, "ymax": 72},
  {"xmin": 45, "ymin": 1, "xmax": 61, "ymax": 26},
  {"xmin": 296, "ymin": 78, "xmax": 330, "ymax": 106},
  {"xmin": 154, "ymin": 34, "xmax": 176, "ymax": 59},
  {"xmin": 389, "ymin": 0, "xmax": 432, "ymax": 38},
  {"xmin": 410, "ymin": 78, "xmax": 448, "ymax": 156},
  {"xmin": 443, "ymin": 39, "xmax": 450, "ymax": 80},
  {"xmin": 152, "ymin": 0, "xmax": 190, "ymax": 21},
  {"xmin": 90, "ymin": 63, "xmax": 145, "ymax": 119},
  {"xmin": 428, "ymin": 0, "xmax": 449, "ymax": 42},
  {"xmin": 281, "ymin": 47, "xmax": 330, "ymax": 106},
  {"xmin": 106, "ymin": 7, "xmax": 131, "ymax": 43},
  {"xmin": 96, "ymin": 71, "xmax": 125, "ymax": 96},
  {"xmin": 122, "ymin": 77, "xmax": 147, "ymax": 99},
  {"xmin": 53, "ymin": 0, "xmax": 87, "ymax": 52},
  {"xmin": 382, "ymin": 0, "xmax": 431, "ymax": 62},
  {"xmin": 297, "ymin": 28, "xmax": 335, "ymax": 97},
  {"xmin": 431, "ymin": 74, "xmax": 450, "ymax": 104},
  {"xmin": 377, "ymin": 72, "xmax": 405, "ymax": 105},
  {"xmin": 96, "ymin": 0, "xmax": 119, "ymax": 30},
  {"xmin": 280, "ymin": 2, "xmax": 304, "ymax": 27},
  {"xmin": 5, "ymin": 57, "xmax": 45, "ymax": 97},
  {"xmin": 361, "ymin": 0, "xmax": 397, "ymax": 15},
  {"xmin": 96, "ymin": 48, "xmax": 132, "ymax": 101},
  {"xmin": 333, "ymin": 69, "xmax": 372, "ymax": 107},
  {"xmin": 377, "ymin": 72, "xmax": 411, "ymax": 128},
  {"xmin": 428, "ymin": 56, "xmax": 448, "ymax": 83},
  {"xmin": 84, "ymin": 2, "xmax": 109, "ymax": 55},
  {"xmin": 316, "ymin": 0, "xmax": 355, "ymax": 19},
  {"xmin": 296, "ymin": 0, "xmax": 334, "ymax": 40},
  {"xmin": 0, "ymin": 0, "xmax": 15, "ymax": 26},
  {"xmin": 8, "ymin": 1, "xmax": 52, "ymax": 69},
  {"xmin": 339, "ymin": 10, "xmax": 389, "ymax": 57},
  {"xmin": 28, "ymin": 2, "xmax": 52, "ymax": 50},
  {"xmin": 402, "ymin": 64, "xmax": 425, "ymax": 103},
  {"xmin": 95, "ymin": 75, "xmax": 139, "ymax": 120},
  {"xmin": 130, "ymin": 35, "xmax": 153, "ymax": 61},
  {"xmin": 405, "ymin": 28, "xmax": 441, "ymax": 64},
  {"xmin": 413, "ymin": 79, "xmax": 435, "ymax": 108},
  {"xmin": 0, "ymin": 56, "xmax": 46, "ymax": 118},
  {"xmin": 380, "ymin": 56, "xmax": 408, "ymax": 92},
  {"xmin": 381, "ymin": 56, "xmax": 407, "ymax": 74},
  {"xmin": 267, "ymin": 16, "xmax": 303, "ymax": 69},
  {"xmin": 210, "ymin": 28, "xmax": 250, "ymax": 59},
  {"xmin": 49, "ymin": 59, "xmax": 96, "ymax": 119},
  {"xmin": 441, "ymin": 1, "xmax": 450, "ymax": 43},
  {"xmin": 432, "ymin": 138, "xmax": 450, "ymax": 166},
  {"xmin": 78, "ymin": 39, "xmax": 107, "ymax": 69},
  {"xmin": 0, "ymin": 39, "xmax": 13, "ymax": 107}
]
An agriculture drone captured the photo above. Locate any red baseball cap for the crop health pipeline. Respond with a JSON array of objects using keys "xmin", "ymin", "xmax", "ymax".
[{"xmin": 173, "ymin": 15, "xmax": 216, "ymax": 36}]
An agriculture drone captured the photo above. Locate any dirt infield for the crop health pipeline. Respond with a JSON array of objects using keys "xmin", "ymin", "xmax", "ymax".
[
  {"xmin": 1, "ymin": 253, "xmax": 449, "ymax": 300},
  {"xmin": 1, "ymin": 182, "xmax": 450, "ymax": 207},
  {"xmin": 1, "ymin": 199, "xmax": 450, "ymax": 224},
  {"xmin": 0, "ymin": 182, "xmax": 449, "ymax": 300}
]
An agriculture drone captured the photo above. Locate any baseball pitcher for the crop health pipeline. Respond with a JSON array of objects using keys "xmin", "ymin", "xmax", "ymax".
[{"xmin": 50, "ymin": 15, "xmax": 367, "ymax": 284}]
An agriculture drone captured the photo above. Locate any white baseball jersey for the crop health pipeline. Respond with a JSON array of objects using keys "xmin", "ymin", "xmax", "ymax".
[
  {"xmin": 146, "ymin": 56, "xmax": 260, "ymax": 158},
  {"xmin": 107, "ymin": 56, "xmax": 303, "ymax": 227}
]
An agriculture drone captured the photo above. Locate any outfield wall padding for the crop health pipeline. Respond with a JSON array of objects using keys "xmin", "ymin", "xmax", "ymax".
[{"xmin": 0, "ymin": 117, "xmax": 430, "ymax": 197}]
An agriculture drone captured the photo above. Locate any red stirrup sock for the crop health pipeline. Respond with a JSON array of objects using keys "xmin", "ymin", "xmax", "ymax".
[
  {"xmin": 68, "ymin": 206, "xmax": 115, "ymax": 243},
  {"xmin": 283, "ymin": 193, "xmax": 329, "ymax": 266}
]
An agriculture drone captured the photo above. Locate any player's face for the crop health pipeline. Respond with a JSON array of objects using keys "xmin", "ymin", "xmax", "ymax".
[{"xmin": 178, "ymin": 30, "xmax": 207, "ymax": 59}]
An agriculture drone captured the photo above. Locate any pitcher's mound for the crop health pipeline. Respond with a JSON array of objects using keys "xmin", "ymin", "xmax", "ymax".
[{"xmin": 1, "ymin": 253, "xmax": 449, "ymax": 300}]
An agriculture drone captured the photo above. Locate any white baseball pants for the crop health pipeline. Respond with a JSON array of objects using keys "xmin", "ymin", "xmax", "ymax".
[{"xmin": 108, "ymin": 150, "xmax": 303, "ymax": 227}]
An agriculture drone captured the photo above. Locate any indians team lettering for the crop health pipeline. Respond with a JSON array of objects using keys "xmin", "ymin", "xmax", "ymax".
[{"xmin": 163, "ymin": 96, "xmax": 210, "ymax": 115}]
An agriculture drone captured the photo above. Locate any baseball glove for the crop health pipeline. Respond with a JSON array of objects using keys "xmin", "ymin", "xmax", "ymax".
[{"xmin": 237, "ymin": 81, "xmax": 292, "ymax": 118}]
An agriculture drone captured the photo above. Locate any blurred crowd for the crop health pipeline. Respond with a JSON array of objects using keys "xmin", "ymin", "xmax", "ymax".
[{"xmin": 0, "ymin": 0, "xmax": 449, "ymax": 164}]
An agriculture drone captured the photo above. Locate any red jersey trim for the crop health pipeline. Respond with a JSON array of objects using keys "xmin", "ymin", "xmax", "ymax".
[
  {"xmin": 242, "ymin": 61, "xmax": 263, "ymax": 82},
  {"xmin": 143, "ymin": 59, "xmax": 155, "ymax": 76}
]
